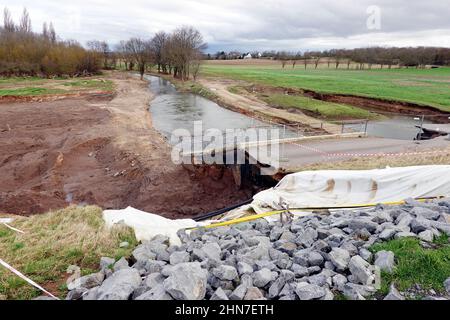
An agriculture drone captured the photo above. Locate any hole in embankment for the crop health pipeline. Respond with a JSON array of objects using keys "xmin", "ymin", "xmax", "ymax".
[{"xmin": 181, "ymin": 148, "xmax": 283, "ymax": 194}]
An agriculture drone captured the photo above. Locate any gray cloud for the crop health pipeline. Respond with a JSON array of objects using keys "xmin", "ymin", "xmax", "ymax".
[{"xmin": 2, "ymin": 0, "xmax": 450, "ymax": 51}]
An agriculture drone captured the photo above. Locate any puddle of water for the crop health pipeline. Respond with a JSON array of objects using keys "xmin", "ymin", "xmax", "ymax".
[{"xmin": 346, "ymin": 116, "xmax": 437, "ymax": 140}]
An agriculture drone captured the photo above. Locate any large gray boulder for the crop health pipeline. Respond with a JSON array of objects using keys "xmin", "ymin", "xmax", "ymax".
[
  {"xmin": 163, "ymin": 262, "xmax": 208, "ymax": 300},
  {"xmin": 252, "ymin": 268, "xmax": 272, "ymax": 288},
  {"xmin": 348, "ymin": 219, "xmax": 378, "ymax": 233},
  {"xmin": 210, "ymin": 287, "xmax": 229, "ymax": 300},
  {"xmin": 295, "ymin": 282, "xmax": 326, "ymax": 300},
  {"xmin": 444, "ymin": 277, "xmax": 450, "ymax": 294},
  {"xmin": 418, "ymin": 230, "xmax": 434, "ymax": 242},
  {"xmin": 169, "ymin": 251, "xmax": 190, "ymax": 265},
  {"xmin": 212, "ymin": 265, "xmax": 238, "ymax": 281},
  {"xmin": 342, "ymin": 283, "xmax": 376, "ymax": 300},
  {"xmin": 383, "ymin": 284, "xmax": 405, "ymax": 300},
  {"xmin": 244, "ymin": 287, "xmax": 265, "ymax": 300},
  {"xmin": 200, "ymin": 243, "xmax": 222, "ymax": 262},
  {"xmin": 348, "ymin": 256, "xmax": 375, "ymax": 285},
  {"xmin": 268, "ymin": 277, "xmax": 286, "ymax": 299},
  {"xmin": 132, "ymin": 244, "xmax": 157, "ymax": 262},
  {"xmin": 96, "ymin": 268, "xmax": 142, "ymax": 300},
  {"xmin": 411, "ymin": 207, "xmax": 441, "ymax": 221},
  {"xmin": 67, "ymin": 272, "xmax": 104, "ymax": 291},
  {"xmin": 329, "ymin": 248, "xmax": 351, "ymax": 271},
  {"xmin": 229, "ymin": 284, "xmax": 247, "ymax": 300},
  {"xmin": 237, "ymin": 262, "xmax": 253, "ymax": 275},
  {"xmin": 100, "ymin": 257, "xmax": 115, "ymax": 270},
  {"xmin": 296, "ymin": 228, "xmax": 318, "ymax": 247},
  {"xmin": 135, "ymin": 284, "xmax": 173, "ymax": 300},
  {"xmin": 113, "ymin": 257, "xmax": 130, "ymax": 272},
  {"xmin": 379, "ymin": 228, "xmax": 397, "ymax": 241},
  {"xmin": 374, "ymin": 251, "xmax": 395, "ymax": 273}
]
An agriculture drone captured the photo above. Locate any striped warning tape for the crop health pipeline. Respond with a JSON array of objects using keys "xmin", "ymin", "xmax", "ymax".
[
  {"xmin": 0, "ymin": 259, "xmax": 59, "ymax": 300},
  {"xmin": 291, "ymin": 142, "xmax": 450, "ymax": 158},
  {"xmin": 327, "ymin": 149, "xmax": 450, "ymax": 158},
  {"xmin": 2, "ymin": 223, "xmax": 25, "ymax": 234},
  {"xmin": 291, "ymin": 142, "xmax": 329, "ymax": 156}
]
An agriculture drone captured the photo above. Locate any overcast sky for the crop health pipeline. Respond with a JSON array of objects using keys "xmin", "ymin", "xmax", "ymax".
[{"xmin": 3, "ymin": 0, "xmax": 450, "ymax": 52}]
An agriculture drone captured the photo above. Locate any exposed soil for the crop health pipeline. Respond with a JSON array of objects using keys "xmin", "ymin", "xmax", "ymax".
[
  {"xmin": 0, "ymin": 72, "xmax": 251, "ymax": 218},
  {"xmin": 242, "ymin": 83, "xmax": 450, "ymax": 122}
]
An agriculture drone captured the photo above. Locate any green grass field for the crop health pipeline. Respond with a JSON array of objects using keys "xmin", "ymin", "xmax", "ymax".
[
  {"xmin": 0, "ymin": 77, "xmax": 114, "ymax": 97},
  {"xmin": 261, "ymin": 93, "xmax": 383, "ymax": 120},
  {"xmin": 0, "ymin": 87, "xmax": 65, "ymax": 96},
  {"xmin": 202, "ymin": 63, "xmax": 450, "ymax": 112}
]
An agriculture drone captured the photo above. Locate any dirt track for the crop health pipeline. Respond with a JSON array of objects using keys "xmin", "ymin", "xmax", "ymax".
[
  {"xmin": 0, "ymin": 72, "xmax": 251, "ymax": 217},
  {"xmin": 198, "ymin": 78, "xmax": 339, "ymax": 134}
]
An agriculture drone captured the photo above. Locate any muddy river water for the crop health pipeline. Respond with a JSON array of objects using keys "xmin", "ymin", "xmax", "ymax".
[
  {"xmin": 148, "ymin": 75, "xmax": 437, "ymax": 142},
  {"xmin": 148, "ymin": 76, "xmax": 270, "ymax": 138}
]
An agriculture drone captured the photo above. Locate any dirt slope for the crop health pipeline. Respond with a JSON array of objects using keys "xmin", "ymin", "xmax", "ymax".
[{"xmin": 0, "ymin": 72, "xmax": 251, "ymax": 217}]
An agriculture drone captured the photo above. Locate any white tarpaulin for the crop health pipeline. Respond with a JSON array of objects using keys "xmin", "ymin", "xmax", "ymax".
[
  {"xmin": 103, "ymin": 207, "xmax": 208, "ymax": 245},
  {"xmin": 252, "ymin": 165, "xmax": 450, "ymax": 213}
]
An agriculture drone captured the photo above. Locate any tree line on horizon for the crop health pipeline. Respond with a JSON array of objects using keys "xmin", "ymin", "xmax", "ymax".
[
  {"xmin": 211, "ymin": 47, "xmax": 450, "ymax": 69},
  {"xmin": 2, "ymin": 6, "xmax": 450, "ymax": 80},
  {"xmin": 113, "ymin": 27, "xmax": 207, "ymax": 80},
  {"xmin": 0, "ymin": 8, "xmax": 101, "ymax": 77},
  {"xmin": 0, "ymin": 7, "xmax": 207, "ymax": 80}
]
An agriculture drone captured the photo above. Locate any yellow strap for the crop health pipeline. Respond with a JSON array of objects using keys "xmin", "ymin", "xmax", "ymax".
[{"xmin": 194, "ymin": 197, "xmax": 438, "ymax": 230}]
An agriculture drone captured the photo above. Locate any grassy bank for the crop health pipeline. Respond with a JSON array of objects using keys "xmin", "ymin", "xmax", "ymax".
[
  {"xmin": 261, "ymin": 93, "xmax": 382, "ymax": 120},
  {"xmin": 372, "ymin": 236, "xmax": 450, "ymax": 298},
  {"xmin": 0, "ymin": 206, "xmax": 137, "ymax": 300},
  {"xmin": 0, "ymin": 77, "xmax": 115, "ymax": 97},
  {"xmin": 202, "ymin": 64, "xmax": 450, "ymax": 112}
]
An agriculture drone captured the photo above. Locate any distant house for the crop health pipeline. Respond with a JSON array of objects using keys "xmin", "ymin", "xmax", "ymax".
[{"xmin": 244, "ymin": 53, "xmax": 253, "ymax": 59}]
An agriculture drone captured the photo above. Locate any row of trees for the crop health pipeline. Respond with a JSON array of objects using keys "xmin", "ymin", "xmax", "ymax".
[
  {"xmin": 276, "ymin": 47, "xmax": 450, "ymax": 69},
  {"xmin": 0, "ymin": 8, "xmax": 101, "ymax": 77},
  {"xmin": 209, "ymin": 47, "xmax": 450, "ymax": 69},
  {"xmin": 114, "ymin": 26, "xmax": 207, "ymax": 80},
  {"xmin": 0, "ymin": 7, "xmax": 207, "ymax": 80}
]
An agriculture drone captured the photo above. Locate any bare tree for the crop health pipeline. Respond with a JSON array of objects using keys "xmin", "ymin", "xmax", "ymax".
[
  {"xmin": 49, "ymin": 22, "xmax": 56, "ymax": 43},
  {"xmin": 126, "ymin": 38, "xmax": 152, "ymax": 80},
  {"xmin": 314, "ymin": 56, "xmax": 321, "ymax": 69},
  {"xmin": 191, "ymin": 55, "xmax": 202, "ymax": 81},
  {"xmin": 166, "ymin": 26, "xmax": 207, "ymax": 80},
  {"xmin": 19, "ymin": 8, "xmax": 31, "ymax": 33},
  {"xmin": 151, "ymin": 31, "xmax": 169, "ymax": 73},
  {"xmin": 3, "ymin": 8, "xmax": 15, "ymax": 32},
  {"xmin": 88, "ymin": 40, "xmax": 110, "ymax": 69}
]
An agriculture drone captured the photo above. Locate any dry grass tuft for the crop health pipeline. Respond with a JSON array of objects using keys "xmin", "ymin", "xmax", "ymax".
[{"xmin": 0, "ymin": 206, "xmax": 137, "ymax": 300}]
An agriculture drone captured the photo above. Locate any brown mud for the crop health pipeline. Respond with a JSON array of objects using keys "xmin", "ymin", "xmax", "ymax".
[{"xmin": 0, "ymin": 72, "xmax": 252, "ymax": 218}]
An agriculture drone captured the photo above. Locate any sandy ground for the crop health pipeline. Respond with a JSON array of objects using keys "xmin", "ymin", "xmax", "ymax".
[{"xmin": 0, "ymin": 72, "xmax": 251, "ymax": 217}]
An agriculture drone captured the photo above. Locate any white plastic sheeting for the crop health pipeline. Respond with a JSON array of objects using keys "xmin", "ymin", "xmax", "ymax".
[
  {"xmin": 252, "ymin": 165, "xmax": 450, "ymax": 213},
  {"xmin": 103, "ymin": 207, "xmax": 208, "ymax": 245}
]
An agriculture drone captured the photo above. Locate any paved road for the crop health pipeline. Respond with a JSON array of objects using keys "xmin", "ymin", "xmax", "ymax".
[{"xmin": 247, "ymin": 136, "xmax": 450, "ymax": 170}]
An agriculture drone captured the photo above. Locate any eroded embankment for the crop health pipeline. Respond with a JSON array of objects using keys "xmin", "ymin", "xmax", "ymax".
[
  {"xmin": 245, "ymin": 84, "xmax": 450, "ymax": 122},
  {"xmin": 0, "ymin": 72, "xmax": 252, "ymax": 217}
]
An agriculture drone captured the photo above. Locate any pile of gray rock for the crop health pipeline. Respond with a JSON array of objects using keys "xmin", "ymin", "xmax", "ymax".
[{"xmin": 65, "ymin": 198, "xmax": 450, "ymax": 300}]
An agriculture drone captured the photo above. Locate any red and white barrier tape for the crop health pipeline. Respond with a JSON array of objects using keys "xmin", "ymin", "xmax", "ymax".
[
  {"xmin": 2, "ymin": 223, "xmax": 25, "ymax": 234},
  {"xmin": 291, "ymin": 143, "xmax": 329, "ymax": 156},
  {"xmin": 0, "ymin": 259, "xmax": 60, "ymax": 300},
  {"xmin": 291, "ymin": 142, "xmax": 450, "ymax": 158}
]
